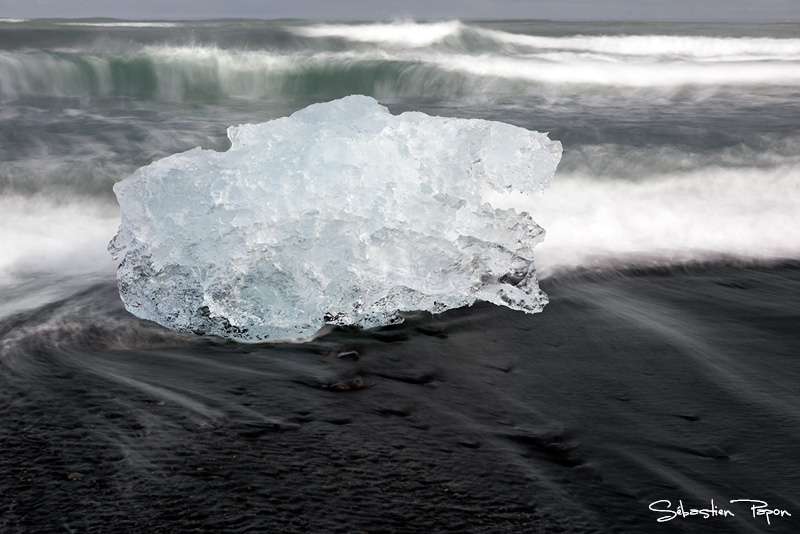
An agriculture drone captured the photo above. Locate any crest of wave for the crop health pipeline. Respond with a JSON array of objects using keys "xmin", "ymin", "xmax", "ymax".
[
  {"xmin": 287, "ymin": 20, "xmax": 465, "ymax": 47},
  {"xmin": 109, "ymin": 95, "xmax": 561, "ymax": 341}
]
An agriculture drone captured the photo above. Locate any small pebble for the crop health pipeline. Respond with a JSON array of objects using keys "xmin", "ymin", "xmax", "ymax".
[
  {"xmin": 328, "ymin": 376, "xmax": 365, "ymax": 391},
  {"xmin": 67, "ymin": 472, "xmax": 84, "ymax": 481},
  {"xmin": 337, "ymin": 350, "xmax": 360, "ymax": 361}
]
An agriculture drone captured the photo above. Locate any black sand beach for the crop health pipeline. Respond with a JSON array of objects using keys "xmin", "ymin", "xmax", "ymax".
[{"xmin": 2, "ymin": 262, "xmax": 798, "ymax": 533}]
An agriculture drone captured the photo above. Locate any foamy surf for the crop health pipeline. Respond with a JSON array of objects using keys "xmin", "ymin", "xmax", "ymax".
[
  {"xmin": 494, "ymin": 166, "xmax": 800, "ymax": 276},
  {"xmin": 287, "ymin": 20, "xmax": 466, "ymax": 47}
]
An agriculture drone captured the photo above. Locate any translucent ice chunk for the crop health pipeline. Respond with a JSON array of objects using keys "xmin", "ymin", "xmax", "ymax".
[{"xmin": 109, "ymin": 95, "xmax": 561, "ymax": 341}]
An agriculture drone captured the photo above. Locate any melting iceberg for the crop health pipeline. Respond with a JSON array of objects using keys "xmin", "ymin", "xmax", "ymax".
[{"xmin": 109, "ymin": 95, "xmax": 561, "ymax": 341}]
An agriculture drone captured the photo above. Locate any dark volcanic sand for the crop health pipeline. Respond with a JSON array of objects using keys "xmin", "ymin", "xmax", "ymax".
[{"xmin": 1, "ymin": 263, "xmax": 799, "ymax": 533}]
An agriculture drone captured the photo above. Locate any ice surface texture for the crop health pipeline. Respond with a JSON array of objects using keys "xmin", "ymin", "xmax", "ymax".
[{"xmin": 109, "ymin": 96, "xmax": 561, "ymax": 341}]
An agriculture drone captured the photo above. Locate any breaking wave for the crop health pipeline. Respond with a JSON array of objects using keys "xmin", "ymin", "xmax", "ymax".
[
  {"xmin": 2, "ymin": 20, "xmax": 800, "ymax": 103},
  {"xmin": 292, "ymin": 20, "xmax": 800, "ymax": 59}
]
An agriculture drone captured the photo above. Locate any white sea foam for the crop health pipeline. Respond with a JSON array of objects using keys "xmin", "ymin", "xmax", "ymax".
[
  {"xmin": 425, "ymin": 52, "xmax": 800, "ymax": 87},
  {"xmin": 0, "ymin": 18, "xmax": 27, "ymax": 23},
  {"xmin": 288, "ymin": 20, "xmax": 464, "ymax": 47},
  {"xmin": 0, "ymin": 196, "xmax": 119, "ymax": 283},
  {"xmin": 484, "ymin": 166, "xmax": 800, "ymax": 276},
  {"xmin": 474, "ymin": 29, "xmax": 800, "ymax": 60}
]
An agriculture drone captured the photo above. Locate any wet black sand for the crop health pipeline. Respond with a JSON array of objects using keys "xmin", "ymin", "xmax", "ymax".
[{"xmin": 1, "ymin": 262, "xmax": 799, "ymax": 533}]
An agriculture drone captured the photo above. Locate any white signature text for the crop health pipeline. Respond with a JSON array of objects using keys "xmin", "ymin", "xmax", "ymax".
[{"xmin": 649, "ymin": 499, "xmax": 792, "ymax": 525}]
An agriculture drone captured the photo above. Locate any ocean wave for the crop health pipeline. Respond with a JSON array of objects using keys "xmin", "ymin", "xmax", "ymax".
[
  {"xmin": 287, "ymin": 20, "xmax": 466, "ymax": 48},
  {"xmin": 3, "ymin": 19, "xmax": 800, "ymax": 104},
  {"xmin": 474, "ymin": 29, "xmax": 800, "ymax": 60},
  {"xmin": 291, "ymin": 20, "xmax": 800, "ymax": 60},
  {"xmin": 487, "ymin": 164, "xmax": 800, "ymax": 276},
  {"xmin": 0, "ymin": 46, "xmax": 465, "ymax": 102},
  {"xmin": 2, "ymin": 44, "xmax": 798, "ymax": 104}
]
